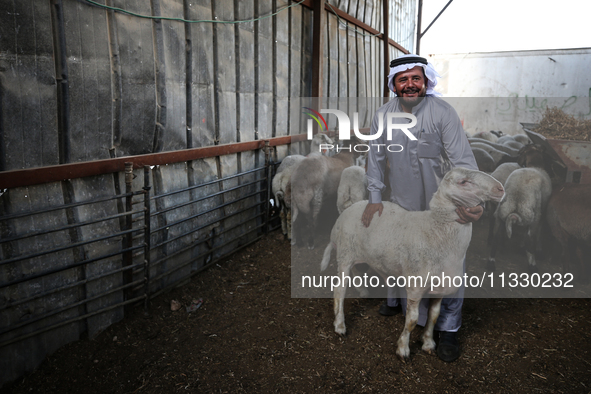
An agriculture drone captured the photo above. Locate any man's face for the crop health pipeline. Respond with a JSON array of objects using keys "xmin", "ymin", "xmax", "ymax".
[{"xmin": 393, "ymin": 65, "xmax": 427, "ymax": 107}]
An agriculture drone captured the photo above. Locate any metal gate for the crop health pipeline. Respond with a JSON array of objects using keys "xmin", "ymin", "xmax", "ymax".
[{"xmin": 0, "ymin": 156, "xmax": 278, "ymax": 383}]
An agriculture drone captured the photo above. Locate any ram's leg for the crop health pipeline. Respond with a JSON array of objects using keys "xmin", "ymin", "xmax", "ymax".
[
  {"xmin": 422, "ymin": 298, "xmax": 442, "ymax": 355},
  {"xmin": 396, "ymin": 297, "xmax": 420, "ymax": 362},
  {"xmin": 308, "ymin": 187, "xmax": 323, "ymax": 250},
  {"xmin": 487, "ymin": 202, "xmax": 498, "ymax": 246},
  {"xmin": 525, "ymin": 225, "xmax": 539, "ymax": 274},
  {"xmin": 289, "ymin": 207, "xmax": 298, "ymax": 246},
  {"xmin": 487, "ymin": 214, "xmax": 502, "ymax": 271},
  {"xmin": 280, "ymin": 209, "xmax": 287, "ymax": 237},
  {"xmin": 333, "ymin": 262, "xmax": 352, "ymax": 335},
  {"xmin": 286, "ymin": 209, "xmax": 293, "ymax": 241}
]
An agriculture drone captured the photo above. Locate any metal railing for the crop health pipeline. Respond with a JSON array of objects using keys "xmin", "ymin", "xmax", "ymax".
[{"xmin": 0, "ymin": 156, "xmax": 282, "ymax": 353}]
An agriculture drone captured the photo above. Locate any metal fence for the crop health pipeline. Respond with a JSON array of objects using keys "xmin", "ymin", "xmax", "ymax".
[{"xmin": 0, "ymin": 156, "xmax": 280, "ymax": 384}]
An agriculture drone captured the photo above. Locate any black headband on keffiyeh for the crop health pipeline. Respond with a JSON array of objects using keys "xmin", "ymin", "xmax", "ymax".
[{"xmin": 389, "ymin": 55, "xmax": 428, "ymax": 68}]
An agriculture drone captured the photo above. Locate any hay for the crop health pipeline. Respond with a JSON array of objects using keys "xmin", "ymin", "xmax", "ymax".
[{"xmin": 533, "ymin": 107, "xmax": 591, "ymax": 141}]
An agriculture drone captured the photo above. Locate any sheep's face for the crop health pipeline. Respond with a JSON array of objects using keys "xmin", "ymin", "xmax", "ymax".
[
  {"xmin": 442, "ymin": 168, "xmax": 505, "ymax": 208},
  {"xmin": 310, "ymin": 133, "xmax": 334, "ymax": 156},
  {"xmin": 517, "ymin": 144, "xmax": 546, "ymax": 168}
]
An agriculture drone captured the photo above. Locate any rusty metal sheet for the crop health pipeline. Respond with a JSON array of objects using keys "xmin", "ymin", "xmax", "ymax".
[
  {"xmin": 547, "ymin": 140, "xmax": 591, "ymax": 184},
  {"xmin": 525, "ymin": 128, "xmax": 591, "ymax": 184}
]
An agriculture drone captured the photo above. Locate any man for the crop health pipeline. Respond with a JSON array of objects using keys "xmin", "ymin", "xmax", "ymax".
[{"xmin": 361, "ymin": 54, "xmax": 483, "ymax": 362}]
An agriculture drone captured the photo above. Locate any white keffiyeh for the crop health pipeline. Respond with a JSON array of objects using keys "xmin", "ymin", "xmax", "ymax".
[{"xmin": 387, "ymin": 54, "xmax": 442, "ymax": 97}]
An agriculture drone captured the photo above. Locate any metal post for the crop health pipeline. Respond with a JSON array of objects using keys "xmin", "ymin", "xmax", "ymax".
[
  {"xmin": 383, "ymin": 0, "xmax": 390, "ymax": 97},
  {"xmin": 143, "ymin": 165, "xmax": 151, "ymax": 314},
  {"xmin": 264, "ymin": 141, "xmax": 272, "ymax": 233},
  {"xmin": 416, "ymin": 0, "xmax": 423, "ymax": 55},
  {"xmin": 311, "ymin": 0, "xmax": 326, "ymax": 98},
  {"xmin": 123, "ymin": 162, "xmax": 133, "ymax": 312}
]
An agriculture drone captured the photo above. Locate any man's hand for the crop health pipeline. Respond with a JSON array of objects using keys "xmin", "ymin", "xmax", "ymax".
[
  {"xmin": 362, "ymin": 202, "xmax": 384, "ymax": 227},
  {"xmin": 455, "ymin": 205, "xmax": 484, "ymax": 224}
]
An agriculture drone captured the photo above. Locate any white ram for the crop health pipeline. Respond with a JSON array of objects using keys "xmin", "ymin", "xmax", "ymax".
[{"xmin": 320, "ymin": 167, "xmax": 504, "ymax": 361}]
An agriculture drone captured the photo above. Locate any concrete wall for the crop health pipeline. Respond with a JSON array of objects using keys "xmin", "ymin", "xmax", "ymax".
[{"xmin": 428, "ymin": 48, "xmax": 591, "ymax": 135}]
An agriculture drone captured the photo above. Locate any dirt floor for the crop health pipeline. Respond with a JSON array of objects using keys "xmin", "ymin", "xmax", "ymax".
[{"xmin": 3, "ymin": 214, "xmax": 591, "ymax": 394}]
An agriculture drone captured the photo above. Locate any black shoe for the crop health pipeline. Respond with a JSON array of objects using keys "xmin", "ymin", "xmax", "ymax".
[
  {"xmin": 378, "ymin": 302, "xmax": 402, "ymax": 316},
  {"xmin": 437, "ymin": 331, "xmax": 460, "ymax": 362}
]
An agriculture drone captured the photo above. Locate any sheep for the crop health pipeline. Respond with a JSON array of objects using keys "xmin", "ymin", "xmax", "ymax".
[
  {"xmin": 502, "ymin": 139, "xmax": 525, "ymax": 151},
  {"xmin": 488, "ymin": 144, "xmax": 554, "ymax": 270},
  {"xmin": 320, "ymin": 167, "xmax": 504, "ymax": 361},
  {"xmin": 470, "ymin": 142, "xmax": 516, "ymax": 166},
  {"xmin": 272, "ymin": 155, "xmax": 306, "ymax": 240},
  {"xmin": 468, "ymin": 138, "xmax": 521, "ymax": 156},
  {"xmin": 497, "ymin": 133, "xmax": 531, "ymax": 146},
  {"xmin": 516, "ymin": 143, "xmax": 558, "ymax": 184},
  {"xmin": 490, "ymin": 162, "xmax": 522, "ymax": 186},
  {"xmin": 486, "ymin": 163, "xmax": 522, "ymax": 244},
  {"xmin": 355, "ymin": 151, "xmax": 368, "ymax": 168},
  {"xmin": 291, "ymin": 149, "xmax": 359, "ymax": 249},
  {"xmin": 336, "ymin": 166, "xmax": 368, "ymax": 214},
  {"xmin": 496, "ymin": 135, "xmax": 515, "ymax": 145},
  {"xmin": 487, "ymin": 165, "xmax": 553, "ymax": 273},
  {"xmin": 310, "ymin": 133, "xmax": 334, "ymax": 156},
  {"xmin": 471, "ymin": 147, "xmax": 496, "ymax": 173},
  {"xmin": 513, "ymin": 134, "xmax": 531, "ymax": 146},
  {"xmin": 471, "ymin": 130, "xmax": 500, "ymax": 143},
  {"xmin": 546, "ymin": 183, "xmax": 591, "ymax": 279}
]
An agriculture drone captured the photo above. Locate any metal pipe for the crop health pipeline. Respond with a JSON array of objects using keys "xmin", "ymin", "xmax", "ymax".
[
  {"xmin": 150, "ymin": 166, "xmax": 265, "ymax": 200},
  {"xmin": 383, "ymin": 0, "xmax": 390, "ymax": 97},
  {"xmin": 150, "ymin": 210, "xmax": 266, "ymax": 268},
  {"xmin": 0, "ymin": 226, "xmax": 143, "ymax": 267},
  {"xmin": 0, "ymin": 244, "xmax": 144, "ymax": 289},
  {"xmin": 0, "ymin": 191, "xmax": 140, "ymax": 222},
  {"xmin": 264, "ymin": 141, "xmax": 271, "ymax": 233},
  {"xmin": 0, "ymin": 295, "xmax": 146, "ymax": 349},
  {"xmin": 0, "ymin": 208, "xmax": 145, "ymax": 244},
  {"xmin": 416, "ymin": 0, "xmax": 423, "ymax": 54},
  {"xmin": 0, "ymin": 261, "xmax": 145, "ymax": 311},
  {"xmin": 123, "ymin": 162, "xmax": 134, "ymax": 311},
  {"xmin": 0, "ymin": 278, "xmax": 144, "ymax": 336},
  {"xmin": 150, "ymin": 176, "xmax": 264, "ymax": 217},
  {"xmin": 420, "ymin": 0, "xmax": 453, "ymax": 39},
  {"xmin": 311, "ymin": 0, "xmax": 325, "ymax": 98},
  {"xmin": 143, "ymin": 165, "xmax": 152, "ymax": 313},
  {"xmin": 150, "ymin": 189, "xmax": 266, "ymax": 235}
]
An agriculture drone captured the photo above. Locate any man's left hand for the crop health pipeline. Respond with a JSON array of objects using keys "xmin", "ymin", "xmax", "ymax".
[{"xmin": 455, "ymin": 205, "xmax": 484, "ymax": 224}]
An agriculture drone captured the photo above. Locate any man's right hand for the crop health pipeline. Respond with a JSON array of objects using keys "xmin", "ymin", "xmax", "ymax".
[{"xmin": 362, "ymin": 202, "xmax": 383, "ymax": 228}]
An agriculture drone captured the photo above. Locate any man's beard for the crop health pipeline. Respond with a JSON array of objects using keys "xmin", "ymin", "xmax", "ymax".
[{"xmin": 398, "ymin": 88, "xmax": 426, "ymax": 107}]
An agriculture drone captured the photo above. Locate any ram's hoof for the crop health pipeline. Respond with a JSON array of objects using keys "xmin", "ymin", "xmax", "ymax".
[
  {"xmin": 334, "ymin": 324, "xmax": 346, "ymax": 336},
  {"xmin": 396, "ymin": 353, "xmax": 411, "ymax": 363},
  {"xmin": 422, "ymin": 347, "xmax": 437, "ymax": 356},
  {"xmin": 396, "ymin": 346, "xmax": 411, "ymax": 362}
]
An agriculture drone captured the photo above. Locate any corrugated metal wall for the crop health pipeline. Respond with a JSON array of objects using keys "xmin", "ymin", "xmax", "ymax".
[{"xmin": 0, "ymin": 0, "xmax": 416, "ymax": 387}]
